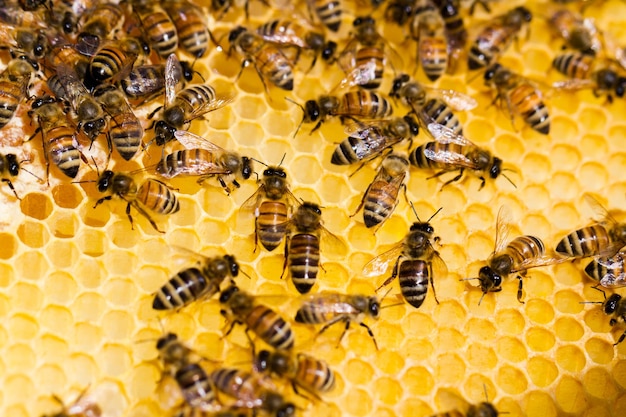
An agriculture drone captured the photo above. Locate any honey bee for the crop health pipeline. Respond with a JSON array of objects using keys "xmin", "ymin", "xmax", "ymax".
[
  {"xmin": 307, "ymin": 0, "xmax": 343, "ymax": 32},
  {"xmin": 410, "ymin": 123, "xmax": 514, "ymax": 189},
  {"xmin": 433, "ymin": 0, "xmax": 467, "ymax": 54},
  {"xmin": 549, "ymin": 9, "xmax": 602, "ymax": 56},
  {"xmin": 219, "ymin": 285, "xmax": 295, "ymax": 350},
  {"xmin": 467, "ymin": 6, "xmax": 532, "ymax": 70},
  {"xmin": 483, "ymin": 63, "xmax": 550, "ymax": 135},
  {"xmin": 119, "ymin": 58, "xmax": 194, "ymax": 103},
  {"xmin": 242, "ymin": 164, "xmax": 299, "ymax": 252},
  {"xmin": 363, "ymin": 205, "xmax": 445, "ymax": 309},
  {"xmin": 584, "ymin": 249, "xmax": 626, "ymax": 289},
  {"xmin": 353, "ymin": 153, "xmax": 409, "ymax": 229},
  {"xmin": 131, "ymin": 0, "xmax": 178, "ymax": 59},
  {"xmin": 156, "ymin": 331, "xmax": 195, "ymax": 371},
  {"xmin": 153, "ymin": 252, "xmax": 240, "ymax": 310},
  {"xmin": 0, "ymin": 56, "xmax": 37, "ymax": 129},
  {"xmin": 228, "ymin": 26, "xmax": 295, "ymax": 91},
  {"xmin": 389, "ymin": 73, "xmax": 477, "ymax": 136},
  {"xmin": 53, "ymin": 63, "xmax": 107, "ymax": 142},
  {"xmin": 254, "ymin": 349, "xmax": 336, "ymax": 399},
  {"xmin": 87, "ymin": 37, "xmax": 145, "ymax": 83},
  {"xmin": 156, "ymin": 130, "xmax": 253, "ymax": 194},
  {"xmin": 46, "ymin": 42, "xmax": 90, "ymax": 78},
  {"xmin": 150, "ymin": 54, "xmax": 233, "ymax": 146},
  {"xmin": 163, "ymin": 0, "xmax": 213, "ymax": 58},
  {"xmin": 411, "ymin": 0, "xmax": 448, "ymax": 81},
  {"xmin": 92, "ymin": 84, "xmax": 143, "ymax": 161},
  {"xmin": 210, "ymin": 367, "xmax": 296, "ymax": 417},
  {"xmin": 256, "ymin": 19, "xmax": 337, "ymax": 68},
  {"xmin": 282, "ymin": 201, "xmax": 345, "ymax": 294},
  {"xmin": 41, "ymin": 388, "xmax": 101, "ymax": 417},
  {"xmin": 331, "ymin": 114, "xmax": 420, "ymax": 166},
  {"xmin": 93, "ymin": 170, "xmax": 180, "ymax": 233},
  {"xmin": 552, "ymin": 52, "xmax": 626, "ymax": 100},
  {"xmin": 464, "ymin": 207, "xmax": 565, "ymax": 305},
  {"xmin": 385, "ymin": 0, "xmax": 418, "ymax": 26},
  {"xmin": 28, "ymin": 95, "xmax": 82, "ymax": 181},
  {"xmin": 0, "ymin": 24, "xmax": 48, "ymax": 58},
  {"xmin": 290, "ymin": 90, "xmax": 393, "ymax": 135},
  {"xmin": 294, "ymin": 292, "xmax": 381, "ymax": 349},
  {"xmin": 0, "ymin": 153, "xmax": 24, "ymax": 199},
  {"xmin": 585, "ymin": 288, "xmax": 626, "ymax": 346},
  {"xmin": 77, "ymin": 2, "xmax": 127, "ymax": 42},
  {"xmin": 555, "ymin": 195, "xmax": 626, "ymax": 259}
]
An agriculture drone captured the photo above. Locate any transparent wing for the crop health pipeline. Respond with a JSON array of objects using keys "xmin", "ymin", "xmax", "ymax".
[
  {"xmin": 423, "ymin": 145, "xmax": 477, "ymax": 169},
  {"xmin": 427, "ymin": 123, "xmax": 475, "ymax": 146},
  {"xmin": 593, "ymin": 252, "xmax": 626, "ymax": 288},
  {"xmin": 584, "ymin": 193, "xmax": 617, "ymax": 226},
  {"xmin": 297, "ymin": 293, "xmax": 360, "ymax": 316},
  {"xmin": 336, "ymin": 60, "xmax": 378, "ymax": 90},
  {"xmin": 431, "ymin": 250, "xmax": 448, "ymax": 280},
  {"xmin": 511, "ymin": 255, "xmax": 570, "ymax": 274},
  {"xmin": 165, "ymin": 53, "xmax": 182, "ymax": 107},
  {"xmin": 174, "ymin": 130, "xmax": 226, "ymax": 152},
  {"xmin": 55, "ymin": 63, "xmax": 91, "ymax": 111},
  {"xmin": 184, "ymin": 93, "xmax": 236, "ymax": 122},
  {"xmin": 319, "ymin": 226, "xmax": 349, "ymax": 259},
  {"xmin": 157, "ymin": 156, "xmax": 226, "ymax": 178},
  {"xmin": 362, "ymin": 243, "xmax": 404, "ymax": 277},
  {"xmin": 552, "ymin": 78, "xmax": 597, "ymax": 91},
  {"xmin": 493, "ymin": 206, "xmax": 512, "ymax": 257},
  {"xmin": 424, "ymin": 87, "xmax": 478, "ymax": 111}
]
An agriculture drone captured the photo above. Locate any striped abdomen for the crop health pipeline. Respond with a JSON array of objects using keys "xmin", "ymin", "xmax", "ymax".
[
  {"xmin": 363, "ymin": 177, "xmax": 402, "ymax": 228},
  {"xmin": 257, "ymin": 201, "xmax": 289, "ymax": 251},
  {"xmin": 295, "ymin": 354, "xmax": 336, "ymax": 393},
  {"xmin": 153, "ymin": 267, "xmax": 218, "ymax": 310},
  {"xmin": 138, "ymin": 7, "xmax": 178, "ymax": 58},
  {"xmin": 157, "ymin": 148, "xmax": 216, "ymax": 178},
  {"xmin": 121, "ymin": 65, "xmax": 166, "ymax": 100},
  {"xmin": 437, "ymin": 0, "xmax": 467, "ymax": 50},
  {"xmin": 175, "ymin": 363, "xmax": 216, "ymax": 409},
  {"xmin": 289, "ymin": 233, "xmax": 320, "ymax": 294},
  {"xmin": 174, "ymin": 84, "xmax": 218, "ymax": 122},
  {"xmin": 211, "ymin": 368, "xmax": 258, "ymax": 401},
  {"xmin": 419, "ymin": 36, "xmax": 448, "ymax": 81},
  {"xmin": 397, "ymin": 259, "xmax": 429, "ymax": 309},
  {"xmin": 0, "ymin": 79, "xmax": 24, "ymax": 128},
  {"xmin": 556, "ymin": 224, "xmax": 610, "ymax": 258},
  {"xmin": 89, "ymin": 45, "xmax": 132, "ymax": 82},
  {"xmin": 338, "ymin": 91, "xmax": 392, "ymax": 119},
  {"xmin": 409, "ymin": 141, "xmax": 465, "ymax": 170},
  {"xmin": 310, "ymin": 0, "xmax": 342, "ymax": 32},
  {"xmin": 422, "ymin": 98, "xmax": 462, "ymax": 135},
  {"xmin": 137, "ymin": 179, "xmax": 180, "ymax": 214},
  {"xmin": 109, "ymin": 112, "xmax": 143, "ymax": 161},
  {"xmin": 552, "ymin": 52, "xmax": 593, "ymax": 79},
  {"xmin": 355, "ymin": 46, "xmax": 384, "ymax": 89},
  {"xmin": 246, "ymin": 305, "xmax": 294, "ymax": 350},
  {"xmin": 508, "ymin": 83, "xmax": 550, "ymax": 134},
  {"xmin": 295, "ymin": 293, "xmax": 343, "ymax": 324},
  {"xmin": 255, "ymin": 45, "xmax": 294, "ymax": 91},
  {"xmin": 165, "ymin": 2, "xmax": 210, "ymax": 58},
  {"xmin": 506, "ymin": 235, "xmax": 545, "ymax": 267},
  {"xmin": 45, "ymin": 125, "xmax": 81, "ymax": 178},
  {"xmin": 585, "ymin": 252, "xmax": 626, "ymax": 288},
  {"xmin": 468, "ymin": 26, "xmax": 513, "ymax": 70}
]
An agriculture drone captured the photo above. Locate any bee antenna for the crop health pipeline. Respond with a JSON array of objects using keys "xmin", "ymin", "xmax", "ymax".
[
  {"xmin": 427, "ymin": 207, "xmax": 443, "ymax": 223},
  {"xmin": 580, "ymin": 301, "xmax": 605, "ymax": 305},
  {"xmin": 17, "ymin": 163, "xmax": 44, "ymax": 183},
  {"xmin": 380, "ymin": 301, "xmax": 404, "ymax": 310},
  {"xmin": 278, "ymin": 153, "xmax": 286, "ymax": 167},
  {"xmin": 285, "ymin": 97, "xmax": 306, "ymax": 138},
  {"xmin": 250, "ymin": 157, "xmax": 268, "ymax": 168},
  {"xmin": 409, "ymin": 201, "xmax": 422, "ymax": 221}
]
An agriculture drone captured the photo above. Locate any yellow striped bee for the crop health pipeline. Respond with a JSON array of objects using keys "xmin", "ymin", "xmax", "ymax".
[
  {"xmin": 411, "ymin": 0, "xmax": 448, "ymax": 81},
  {"xmin": 0, "ymin": 55, "xmax": 37, "ymax": 129},
  {"xmin": 307, "ymin": 0, "xmax": 343, "ymax": 32},
  {"xmin": 585, "ymin": 249, "xmax": 626, "ymax": 289},
  {"xmin": 163, "ymin": 0, "xmax": 213, "ymax": 58},
  {"xmin": 585, "ymin": 288, "xmax": 626, "ymax": 346},
  {"xmin": 549, "ymin": 9, "xmax": 602, "ymax": 56},
  {"xmin": 131, "ymin": 0, "xmax": 178, "ymax": 59}
]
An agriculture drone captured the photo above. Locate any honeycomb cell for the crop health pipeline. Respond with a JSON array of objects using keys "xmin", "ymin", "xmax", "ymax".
[
  {"xmin": 104, "ymin": 250, "xmax": 138, "ymax": 276},
  {"xmin": 526, "ymin": 327, "xmax": 556, "ymax": 352},
  {"xmin": 467, "ymin": 342, "xmax": 497, "ymax": 369},
  {"xmin": 525, "ymin": 299, "xmax": 555, "ymax": 325},
  {"xmin": 547, "ymin": 172, "xmax": 581, "ymax": 200},
  {"xmin": 435, "ymin": 353, "xmax": 466, "ymax": 385},
  {"xmin": 129, "ymin": 364, "xmax": 160, "ymax": 399},
  {"xmin": 103, "ymin": 279, "xmax": 138, "ymax": 307},
  {"xmin": 171, "ymin": 197, "xmax": 200, "ymax": 227},
  {"xmin": 555, "ymin": 317, "xmax": 585, "ymax": 342},
  {"xmin": 230, "ymin": 120, "xmax": 265, "ymax": 147},
  {"xmin": 20, "ymin": 192, "xmax": 52, "ymax": 220},
  {"xmin": 398, "ymin": 399, "xmax": 433, "ymax": 417},
  {"xmin": 47, "ymin": 211, "xmax": 79, "ymax": 238},
  {"xmin": 10, "ymin": 282, "xmax": 43, "ymax": 311},
  {"xmin": 496, "ymin": 336, "xmax": 527, "ymax": 363},
  {"xmin": 374, "ymin": 377, "xmax": 403, "ymax": 405},
  {"xmin": 16, "ymin": 221, "xmax": 49, "ymax": 248},
  {"xmin": 555, "ymin": 375, "xmax": 588, "ymax": 414},
  {"xmin": 495, "ymin": 309, "xmax": 525, "ymax": 335},
  {"xmin": 608, "ymin": 152, "xmax": 626, "ymax": 182},
  {"xmin": 0, "ymin": 233, "xmax": 17, "ymax": 259},
  {"xmin": 66, "ymin": 353, "xmax": 98, "ymax": 385},
  {"xmin": 14, "ymin": 250, "xmax": 48, "ymax": 281},
  {"xmin": 344, "ymin": 358, "xmax": 374, "ymax": 386},
  {"xmin": 74, "ymin": 322, "xmax": 103, "ymax": 353},
  {"xmin": 35, "ymin": 334, "xmax": 69, "ymax": 362},
  {"xmin": 34, "ymin": 364, "xmax": 67, "ymax": 395},
  {"xmin": 578, "ymin": 162, "xmax": 609, "ymax": 191},
  {"xmin": 494, "ymin": 133, "xmax": 524, "ymax": 163},
  {"xmin": 579, "ymin": 108, "xmax": 608, "ymax": 133},
  {"xmin": 72, "ymin": 292, "xmax": 106, "ymax": 322},
  {"xmin": 523, "ymin": 390, "xmax": 558, "ymax": 417},
  {"xmin": 6, "ymin": 343, "xmax": 35, "ymax": 373},
  {"xmin": 527, "ymin": 356, "xmax": 559, "ymax": 387},
  {"xmin": 496, "ymin": 365, "xmax": 528, "ymax": 395},
  {"xmin": 0, "ymin": 262, "xmax": 12, "ymax": 287},
  {"xmin": 51, "ymin": 184, "xmax": 83, "ymax": 209},
  {"xmin": 464, "ymin": 119, "xmax": 495, "ymax": 144},
  {"xmin": 197, "ymin": 218, "xmax": 231, "ymax": 246},
  {"xmin": 98, "ymin": 343, "xmax": 133, "ymax": 377},
  {"xmin": 521, "ymin": 153, "xmax": 551, "ymax": 182},
  {"xmin": 80, "ymin": 200, "xmax": 111, "ymax": 228},
  {"xmin": 74, "ymin": 258, "xmax": 105, "ymax": 289},
  {"xmin": 201, "ymin": 187, "xmax": 234, "ymax": 219},
  {"xmin": 318, "ymin": 174, "xmax": 352, "ymax": 205},
  {"xmin": 3, "ymin": 375, "xmax": 34, "ymax": 407},
  {"xmin": 76, "ymin": 229, "xmax": 107, "ymax": 257},
  {"xmin": 556, "ymin": 345, "xmax": 587, "ymax": 373},
  {"xmin": 46, "ymin": 240, "xmax": 79, "ymax": 269},
  {"xmin": 106, "ymin": 221, "xmax": 141, "ymax": 249},
  {"xmin": 584, "ymin": 367, "xmax": 619, "ymax": 401}
]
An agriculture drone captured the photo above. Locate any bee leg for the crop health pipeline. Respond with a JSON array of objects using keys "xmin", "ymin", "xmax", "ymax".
[
  {"xmin": 2, "ymin": 178, "xmax": 21, "ymax": 200},
  {"xmin": 350, "ymin": 183, "xmax": 371, "ymax": 218},
  {"xmin": 469, "ymin": 0, "xmax": 491, "ymax": 15},
  {"xmin": 358, "ymin": 322, "xmax": 379, "ymax": 350},
  {"xmin": 217, "ymin": 176, "xmax": 232, "ymax": 195},
  {"xmin": 147, "ymin": 105, "xmax": 163, "ymax": 120},
  {"xmin": 377, "ymin": 258, "xmax": 401, "ymax": 292},
  {"xmin": 336, "ymin": 317, "xmax": 351, "ymax": 348},
  {"xmin": 614, "ymin": 328, "xmax": 626, "ymax": 346},
  {"xmin": 478, "ymin": 176, "xmax": 486, "ymax": 190},
  {"xmin": 292, "ymin": 381, "xmax": 322, "ymax": 403},
  {"xmin": 126, "ymin": 202, "xmax": 136, "ymax": 230},
  {"xmin": 132, "ymin": 202, "xmax": 166, "ymax": 233},
  {"xmin": 516, "ymin": 275, "xmax": 525, "ymax": 304},
  {"xmin": 439, "ymin": 169, "xmax": 465, "ymax": 190},
  {"xmin": 280, "ymin": 235, "xmax": 290, "ymax": 280},
  {"xmin": 429, "ymin": 263, "xmax": 439, "ymax": 304},
  {"xmin": 94, "ymin": 195, "xmax": 112, "ymax": 209},
  {"xmin": 244, "ymin": 328, "xmax": 257, "ymax": 357}
]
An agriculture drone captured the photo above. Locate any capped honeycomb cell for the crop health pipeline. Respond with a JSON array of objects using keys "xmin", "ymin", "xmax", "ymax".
[{"xmin": 20, "ymin": 193, "xmax": 52, "ymax": 220}]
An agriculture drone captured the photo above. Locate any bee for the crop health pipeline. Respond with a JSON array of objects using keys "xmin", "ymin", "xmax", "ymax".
[
  {"xmin": 353, "ymin": 153, "xmax": 409, "ymax": 229},
  {"xmin": 433, "ymin": 0, "xmax": 467, "ymax": 54},
  {"xmin": 552, "ymin": 52, "xmax": 626, "ymax": 100},
  {"xmin": 463, "ymin": 207, "xmax": 564, "ymax": 305},
  {"xmin": 585, "ymin": 288, "xmax": 626, "ymax": 346},
  {"xmin": 242, "ymin": 164, "xmax": 299, "ymax": 252},
  {"xmin": 549, "ymin": 9, "xmax": 602, "ymax": 56},
  {"xmin": 389, "ymin": 73, "xmax": 477, "ymax": 136},
  {"xmin": 254, "ymin": 349, "xmax": 335, "ymax": 399},
  {"xmin": 92, "ymin": 84, "xmax": 143, "ymax": 161},
  {"xmin": 467, "ymin": 6, "xmax": 532, "ymax": 70},
  {"xmin": 156, "ymin": 331, "xmax": 195, "ymax": 371},
  {"xmin": 153, "ymin": 252, "xmax": 240, "ymax": 310},
  {"xmin": 210, "ymin": 367, "xmax": 296, "ymax": 417},
  {"xmin": 307, "ymin": 0, "xmax": 343, "ymax": 32},
  {"xmin": 256, "ymin": 19, "xmax": 337, "ymax": 68},
  {"xmin": 41, "ymin": 388, "xmax": 101, "ymax": 417},
  {"xmin": 331, "ymin": 114, "xmax": 420, "ymax": 166},
  {"xmin": 363, "ymin": 205, "xmax": 446, "ymax": 309},
  {"xmin": 410, "ymin": 123, "xmax": 514, "ymax": 189},
  {"xmin": 584, "ymin": 249, "xmax": 626, "ymax": 289},
  {"xmin": 411, "ymin": 0, "xmax": 449, "ymax": 81},
  {"xmin": 483, "ymin": 63, "xmax": 550, "ymax": 135},
  {"xmin": 93, "ymin": 170, "xmax": 180, "ymax": 233},
  {"xmin": 228, "ymin": 26, "xmax": 295, "ymax": 92},
  {"xmin": 385, "ymin": 0, "xmax": 418, "ymax": 26},
  {"xmin": 555, "ymin": 195, "xmax": 626, "ymax": 259},
  {"xmin": 77, "ymin": 2, "xmax": 127, "ymax": 42},
  {"xmin": 46, "ymin": 42, "xmax": 90, "ymax": 78},
  {"xmin": 0, "ymin": 56, "xmax": 37, "ymax": 129},
  {"xmin": 290, "ymin": 90, "xmax": 393, "ymax": 135},
  {"xmin": 119, "ymin": 58, "xmax": 194, "ymax": 103},
  {"xmin": 219, "ymin": 285, "xmax": 295, "ymax": 350},
  {"xmin": 0, "ymin": 24, "xmax": 48, "ymax": 58},
  {"xmin": 87, "ymin": 38, "xmax": 145, "ymax": 83},
  {"xmin": 156, "ymin": 130, "xmax": 253, "ymax": 195},
  {"xmin": 294, "ymin": 292, "xmax": 381, "ymax": 349},
  {"xmin": 0, "ymin": 153, "xmax": 24, "ymax": 199},
  {"xmin": 282, "ymin": 202, "xmax": 345, "ymax": 294},
  {"xmin": 53, "ymin": 63, "xmax": 107, "ymax": 142},
  {"xmin": 28, "ymin": 95, "xmax": 81, "ymax": 181},
  {"xmin": 150, "ymin": 54, "xmax": 233, "ymax": 146},
  {"xmin": 163, "ymin": 0, "xmax": 213, "ymax": 58},
  {"xmin": 131, "ymin": 0, "xmax": 178, "ymax": 59}
]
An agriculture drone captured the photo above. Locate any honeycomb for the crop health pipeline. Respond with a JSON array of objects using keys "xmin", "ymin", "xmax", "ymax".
[{"xmin": 2, "ymin": 0, "xmax": 626, "ymax": 416}]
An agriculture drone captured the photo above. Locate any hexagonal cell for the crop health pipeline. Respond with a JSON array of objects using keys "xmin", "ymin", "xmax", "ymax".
[
  {"xmin": 526, "ymin": 327, "xmax": 556, "ymax": 352},
  {"xmin": 0, "ymin": 233, "xmax": 18, "ymax": 259},
  {"xmin": 38, "ymin": 305, "xmax": 74, "ymax": 335},
  {"xmin": 6, "ymin": 343, "xmax": 35, "ymax": 373},
  {"xmin": 16, "ymin": 221, "xmax": 50, "ymax": 249},
  {"xmin": 557, "ymin": 345, "xmax": 587, "ymax": 373},
  {"xmin": 102, "ymin": 278, "xmax": 138, "ymax": 307},
  {"xmin": 71, "ymin": 292, "xmax": 106, "ymax": 322},
  {"xmin": 104, "ymin": 249, "xmax": 138, "ymax": 276},
  {"xmin": 45, "ymin": 240, "xmax": 79, "ymax": 269},
  {"xmin": 46, "ymin": 211, "xmax": 79, "ymax": 239},
  {"xmin": 233, "ymin": 94, "xmax": 266, "ymax": 120},
  {"xmin": 496, "ymin": 336, "xmax": 527, "ymax": 363},
  {"xmin": 0, "ymin": 262, "xmax": 14, "ymax": 287},
  {"xmin": 14, "ymin": 250, "xmax": 49, "ymax": 281},
  {"xmin": 51, "ymin": 184, "xmax": 84, "ymax": 209},
  {"xmin": 585, "ymin": 338, "xmax": 615, "ymax": 365},
  {"xmin": 79, "ymin": 200, "xmax": 111, "ymax": 228},
  {"xmin": 75, "ymin": 229, "xmax": 108, "ymax": 257},
  {"xmin": 555, "ymin": 375, "xmax": 588, "ymax": 414},
  {"xmin": 10, "ymin": 282, "xmax": 43, "ymax": 311},
  {"xmin": 19, "ymin": 192, "xmax": 52, "ymax": 220},
  {"xmin": 527, "ymin": 356, "xmax": 559, "ymax": 387}
]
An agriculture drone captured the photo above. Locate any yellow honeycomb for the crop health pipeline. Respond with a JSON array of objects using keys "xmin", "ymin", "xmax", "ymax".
[{"xmin": 2, "ymin": 0, "xmax": 626, "ymax": 416}]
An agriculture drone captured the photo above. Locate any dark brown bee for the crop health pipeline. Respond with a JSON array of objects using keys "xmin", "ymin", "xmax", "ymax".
[
  {"xmin": 242, "ymin": 165, "xmax": 299, "ymax": 252},
  {"xmin": 0, "ymin": 24, "xmax": 48, "ymax": 58},
  {"xmin": 295, "ymin": 292, "xmax": 381, "ymax": 349},
  {"xmin": 464, "ymin": 207, "xmax": 565, "ymax": 304},
  {"xmin": 467, "ymin": 6, "xmax": 532, "ymax": 70},
  {"xmin": 93, "ymin": 170, "xmax": 180, "ymax": 233},
  {"xmin": 28, "ymin": 96, "xmax": 81, "ymax": 181},
  {"xmin": 88, "ymin": 38, "xmax": 144, "ymax": 83},
  {"xmin": 390, "ymin": 73, "xmax": 477, "ymax": 136},
  {"xmin": 549, "ymin": 9, "xmax": 602, "ymax": 55},
  {"xmin": 153, "ymin": 253, "xmax": 240, "ymax": 310},
  {"xmin": 41, "ymin": 388, "xmax": 101, "ymax": 417},
  {"xmin": 552, "ymin": 52, "xmax": 626, "ymax": 100},
  {"xmin": 484, "ymin": 63, "xmax": 550, "ymax": 135},
  {"xmin": 219, "ymin": 285, "xmax": 295, "ymax": 350},
  {"xmin": 411, "ymin": 0, "xmax": 448, "ymax": 81},
  {"xmin": 254, "ymin": 349, "xmax": 336, "ymax": 399},
  {"xmin": 78, "ymin": 2, "xmax": 127, "ymax": 42},
  {"xmin": 555, "ymin": 195, "xmax": 626, "ymax": 259},
  {"xmin": 92, "ymin": 84, "xmax": 143, "ymax": 161},
  {"xmin": 585, "ymin": 289, "xmax": 626, "ymax": 346},
  {"xmin": 363, "ymin": 206, "xmax": 446, "ymax": 309},
  {"xmin": 385, "ymin": 0, "xmax": 419, "ymax": 26},
  {"xmin": 0, "ymin": 56, "xmax": 37, "ymax": 129},
  {"xmin": 131, "ymin": 0, "xmax": 178, "ymax": 59},
  {"xmin": 228, "ymin": 26, "xmax": 295, "ymax": 91},
  {"xmin": 210, "ymin": 367, "xmax": 296, "ymax": 417},
  {"xmin": 410, "ymin": 123, "xmax": 514, "ymax": 189},
  {"xmin": 307, "ymin": 0, "xmax": 343, "ymax": 32},
  {"xmin": 584, "ymin": 249, "xmax": 626, "ymax": 289},
  {"xmin": 290, "ymin": 90, "xmax": 393, "ymax": 135},
  {"xmin": 119, "ymin": 59, "xmax": 194, "ymax": 103},
  {"xmin": 163, "ymin": 0, "xmax": 213, "ymax": 58},
  {"xmin": 156, "ymin": 130, "xmax": 253, "ymax": 194},
  {"xmin": 433, "ymin": 0, "xmax": 467, "ymax": 60},
  {"xmin": 331, "ymin": 114, "xmax": 420, "ymax": 166},
  {"xmin": 353, "ymin": 153, "xmax": 409, "ymax": 229}
]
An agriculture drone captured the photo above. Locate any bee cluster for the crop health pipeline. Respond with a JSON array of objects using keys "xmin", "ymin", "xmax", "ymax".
[{"xmin": 2, "ymin": 0, "xmax": 626, "ymax": 416}]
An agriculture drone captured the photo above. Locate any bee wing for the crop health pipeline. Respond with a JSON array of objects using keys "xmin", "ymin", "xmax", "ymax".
[
  {"xmin": 592, "ymin": 253, "xmax": 626, "ymax": 288},
  {"xmin": 424, "ymin": 87, "xmax": 478, "ymax": 111},
  {"xmin": 431, "ymin": 250, "xmax": 448, "ymax": 279},
  {"xmin": 240, "ymin": 185, "xmax": 266, "ymax": 213},
  {"xmin": 157, "ymin": 155, "xmax": 227, "ymax": 178},
  {"xmin": 493, "ymin": 206, "xmax": 512, "ymax": 256},
  {"xmin": 552, "ymin": 78, "xmax": 597, "ymax": 91},
  {"xmin": 511, "ymin": 255, "xmax": 570, "ymax": 273},
  {"xmin": 583, "ymin": 193, "xmax": 619, "ymax": 226},
  {"xmin": 603, "ymin": 33, "xmax": 626, "ymax": 71},
  {"xmin": 362, "ymin": 243, "xmax": 405, "ymax": 277},
  {"xmin": 426, "ymin": 123, "xmax": 474, "ymax": 146},
  {"xmin": 336, "ymin": 60, "xmax": 378, "ymax": 91},
  {"xmin": 55, "ymin": 63, "xmax": 91, "ymax": 110},
  {"xmin": 319, "ymin": 226, "xmax": 349, "ymax": 258},
  {"xmin": 184, "ymin": 93, "xmax": 236, "ymax": 123},
  {"xmin": 582, "ymin": 17, "xmax": 602, "ymax": 53},
  {"xmin": 0, "ymin": 23, "xmax": 18, "ymax": 49},
  {"xmin": 297, "ymin": 293, "xmax": 360, "ymax": 316},
  {"xmin": 167, "ymin": 244, "xmax": 213, "ymax": 269},
  {"xmin": 174, "ymin": 130, "xmax": 226, "ymax": 152},
  {"xmin": 165, "ymin": 53, "xmax": 183, "ymax": 107},
  {"xmin": 423, "ymin": 145, "xmax": 478, "ymax": 169}
]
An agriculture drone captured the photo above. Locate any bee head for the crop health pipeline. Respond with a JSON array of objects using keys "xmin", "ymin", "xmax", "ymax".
[
  {"xmin": 403, "ymin": 114, "xmax": 420, "ymax": 136},
  {"xmin": 228, "ymin": 26, "xmax": 247, "ymax": 43},
  {"xmin": 478, "ymin": 266, "xmax": 502, "ymax": 291},
  {"xmin": 219, "ymin": 285, "xmax": 239, "ymax": 303},
  {"xmin": 156, "ymin": 332, "xmax": 177, "ymax": 350},
  {"xmin": 224, "ymin": 255, "xmax": 239, "ymax": 277},
  {"xmin": 303, "ymin": 100, "xmax": 320, "ymax": 122},
  {"xmin": 97, "ymin": 170, "xmax": 115, "ymax": 192},
  {"xmin": 241, "ymin": 157, "xmax": 253, "ymax": 180},
  {"xmin": 483, "ymin": 64, "xmax": 502, "ymax": 82},
  {"xmin": 6, "ymin": 154, "xmax": 20, "ymax": 176},
  {"xmin": 390, "ymin": 74, "xmax": 410, "ymax": 96},
  {"xmin": 369, "ymin": 297, "xmax": 380, "ymax": 319},
  {"xmin": 154, "ymin": 121, "xmax": 177, "ymax": 146},
  {"xmin": 490, "ymin": 157, "xmax": 503, "ymax": 179},
  {"xmin": 605, "ymin": 294, "xmax": 622, "ymax": 315},
  {"xmin": 410, "ymin": 221, "xmax": 434, "ymax": 235},
  {"xmin": 616, "ymin": 77, "xmax": 626, "ymax": 98},
  {"xmin": 322, "ymin": 41, "xmax": 337, "ymax": 61}
]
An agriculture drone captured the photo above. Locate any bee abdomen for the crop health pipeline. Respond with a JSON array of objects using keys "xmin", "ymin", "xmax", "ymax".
[
  {"xmin": 398, "ymin": 259, "xmax": 429, "ymax": 308},
  {"xmin": 506, "ymin": 235, "xmax": 545, "ymax": 265},
  {"xmin": 363, "ymin": 181, "xmax": 398, "ymax": 228},
  {"xmin": 419, "ymin": 37, "xmax": 448, "ymax": 81},
  {"xmin": 257, "ymin": 47, "xmax": 294, "ymax": 91},
  {"xmin": 175, "ymin": 363, "xmax": 216, "ymax": 409},
  {"xmin": 109, "ymin": 114, "xmax": 143, "ymax": 161},
  {"xmin": 509, "ymin": 84, "xmax": 550, "ymax": 134},
  {"xmin": 0, "ymin": 81, "xmax": 23, "ymax": 127},
  {"xmin": 552, "ymin": 52, "xmax": 592, "ymax": 79},
  {"xmin": 137, "ymin": 179, "xmax": 180, "ymax": 214},
  {"xmin": 47, "ymin": 126, "xmax": 81, "ymax": 178},
  {"xmin": 257, "ymin": 201, "xmax": 289, "ymax": 251},
  {"xmin": 296, "ymin": 355, "xmax": 335, "ymax": 392},
  {"xmin": 166, "ymin": 3, "xmax": 210, "ymax": 58},
  {"xmin": 289, "ymin": 233, "xmax": 320, "ymax": 294},
  {"xmin": 422, "ymin": 98, "xmax": 462, "ymax": 135},
  {"xmin": 556, "ymin": 225, "xmax": 610, "ymax": 257},
  {"xmin": 355, "ymin": 46, "xmax": 383, "ymax": 89},
  {"xmin": 90, "ymin": 47, "xmax": 127, "ymax": 81},
  {"xmin": 246, "ymin": 305, "xmax": 294, "ymax": 350},
  {"xmin": 314, "ymin": 0, "xmax": 342, "ymax": 32},
  {"xmin": 342, "ymin": 91, "xmax": 392, "ymax": 119},
  {"xmin": 141, "ymin": 10, "xmax": 178, "ymax": 58},
  {"xmin": 153, "ymin": 267, "xmax": 215, "ymax": 310}
]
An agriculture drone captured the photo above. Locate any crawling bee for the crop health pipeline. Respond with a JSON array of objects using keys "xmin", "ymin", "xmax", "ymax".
[
  {"xmin": 41, "ymin": 388, "xmax": 101, "ymax": 417},
  {"xmin": 585, "ymin": 249, "xmax": 626, "ymax": 289},
  {"xmin": 0, "ymin": 24, "xmax": 48, "ymax": 58},
  {"xmin": 307, "ymin": 0, "xmax": 343, "ymax": 32},
  {"xmin": 131, "ymin": 0, "xmax": 178, "ymax": 58},
  {"xmin": 585, "ymin": 288, "xmax": 626, "ymax": 346},
  {"xmin": 0, "ymin": 153, "xmax": 39, "ymax": 200},
  {"xmin": 87, "ymin": 37, "xmax": 145, "ymax": 84},
  {"xmin": 163, "ymin": 0, "xmax": 213, "ymax": 58},
  {"xmin": 0, "ymin": 55, "xmax": 38, "ymax": 129},
  {"xmin": 157, "ymin": 130, "xmax": 253, "ymax": 195},
  {"xmin": 549, "ymin": 9, "xmax": 602, "ymax": 56},
  {"xmin": 411, "ymin": 0, "xmax": 449, "ymax": 80}
]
